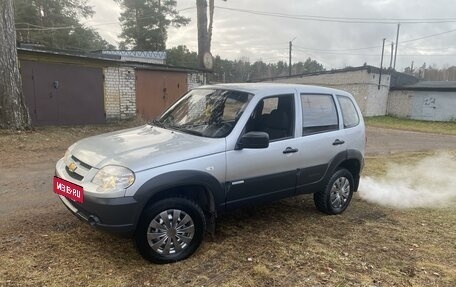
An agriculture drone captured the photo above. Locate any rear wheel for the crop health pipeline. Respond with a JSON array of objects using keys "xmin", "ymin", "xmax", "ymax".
[
  {"xmin": 135, "ymin": 197, "xmax": 206, "ymax": 264},
  {"xmin": 314, "ymin": 168, "xmax": 354, "ymax": 215}
]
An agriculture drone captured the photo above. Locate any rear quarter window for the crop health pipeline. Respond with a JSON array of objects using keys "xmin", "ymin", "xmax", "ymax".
[{"xmin": 337, "ymin": 95, "xmax": 360, "ymax": 128}]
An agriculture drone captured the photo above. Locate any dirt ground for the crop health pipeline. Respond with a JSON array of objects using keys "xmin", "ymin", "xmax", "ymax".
[
  {"xmin": 366, "ymin": 126, "xmax": 456, "ymax": 155},
  {"xmin": 0, "ymin": 123, "xmax": 455, "ymax": 287}
]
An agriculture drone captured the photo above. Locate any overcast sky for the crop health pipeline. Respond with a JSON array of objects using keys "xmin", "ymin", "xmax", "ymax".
[{"xmin": 84, "ymin": 0, "xmax": 456, "ymax": 71}]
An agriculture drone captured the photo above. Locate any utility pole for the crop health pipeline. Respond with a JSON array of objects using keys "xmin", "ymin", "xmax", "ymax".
[
  {"xmin": 378, "ymin": 38, "xmax": 386, "ymax": 90},
  {"xmin": 289, "ymin": 41, "xmax": 292, "ymax": 76},
  {"xmin": 289, "ymin": 37, "xmax": 296, "ymax": 76},
  {"xmin": 393, "ymin": 23, "xmax": 400, "ymax": 70},
  {"xmin": 389, "ymin": 42, "xmax": 394, "ymax": 69}
]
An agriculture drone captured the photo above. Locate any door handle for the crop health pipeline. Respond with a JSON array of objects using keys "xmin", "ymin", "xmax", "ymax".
[
  {"xmin": 283, "ymin": 147, "xmax": 299, "ymax": 154},
  {"xmin": 333, "ymin": 139, "xmax": 345, "ymax": 146}
]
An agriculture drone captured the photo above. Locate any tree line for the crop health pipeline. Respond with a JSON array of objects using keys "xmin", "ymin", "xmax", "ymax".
[
  {"xmin": 404, "ymin": 63, "xmax": 456, "ymax": 81},
  {"xmin": 166, "ymin": 45, "xmax": 325, "ymax": 82},
  {"xmin": 13, "ymin": 1, "xmax": 326, "ymax": 81},
  {"xmin": 14, "ymin": 0, "xmax": 188, "ymax": 51}
]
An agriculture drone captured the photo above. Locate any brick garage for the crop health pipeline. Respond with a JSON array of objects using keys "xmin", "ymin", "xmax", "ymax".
[
  {"xmin": 18, "ymin": 48, "xmax": 206, "ymax": 126},
  {"xmin": 104, "ymin": 66, "xmax": 136, "ymax": 120},
  {"xmin": 388, "ymin": 81, "xmax": 456, "ymax": 121},
  {"xmin": 257, "ymin": 66, "xmax": 391, "ymax": 117}
]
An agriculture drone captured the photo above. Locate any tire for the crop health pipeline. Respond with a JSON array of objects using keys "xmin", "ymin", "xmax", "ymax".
[
  {"xmin": 135, "ymin": 197, "xmax": 206, "ymax": 264},
  {"xmin": 314, "ymin": 168, "xmax": 354, "ymax": 215}
]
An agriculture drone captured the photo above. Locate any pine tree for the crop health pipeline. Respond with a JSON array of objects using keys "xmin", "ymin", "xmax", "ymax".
[
  {"xmin": 0, "ymin": 0, "xmax": 31, "ymax": 129},
  {"xmin": 14, "ymin": 0, "xmax": 114, "ymax": 50},
  {"xmin": 117, "ymin": 0, "xmax": 190, "ymax": 50}
]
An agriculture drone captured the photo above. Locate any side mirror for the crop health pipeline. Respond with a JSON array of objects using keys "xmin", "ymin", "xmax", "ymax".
[{"xmin": 236, "ymin": 131, "xmax": 269, "ymax": 149}]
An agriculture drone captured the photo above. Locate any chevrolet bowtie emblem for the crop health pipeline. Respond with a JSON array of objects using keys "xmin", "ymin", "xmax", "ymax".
[{"xmin": 68, "ymin": 162, "xmax": 77, "ymax": 172}]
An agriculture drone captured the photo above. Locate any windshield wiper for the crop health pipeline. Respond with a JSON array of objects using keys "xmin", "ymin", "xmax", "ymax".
[
  {"xmin": 171, "ymin": 126, "xmax": 203, "ymax": 136},
  {"xmin": 150, "ymin": 119, "xmax": 167, "ymax": 128}
]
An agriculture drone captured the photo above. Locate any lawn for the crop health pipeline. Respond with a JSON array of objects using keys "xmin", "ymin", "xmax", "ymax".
[{"xmin": 365, "ymin": 116, "xmax": 456, "ymax": 135}]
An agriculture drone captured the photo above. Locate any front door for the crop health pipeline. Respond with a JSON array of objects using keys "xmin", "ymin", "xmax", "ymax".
[{"xmin": 225, "ymin": 94, "xmax": 301, "ymax": 210}]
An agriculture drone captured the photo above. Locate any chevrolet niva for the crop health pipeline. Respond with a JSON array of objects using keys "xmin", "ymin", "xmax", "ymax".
[{"xmin": 54, "ymin": 83, "xmax": 365, "ymax": 263}]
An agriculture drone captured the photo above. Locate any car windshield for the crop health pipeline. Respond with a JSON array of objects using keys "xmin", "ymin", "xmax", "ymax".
[{"xmin": 154, "ymin": 89, "xmax": 253, "ymax": 138}]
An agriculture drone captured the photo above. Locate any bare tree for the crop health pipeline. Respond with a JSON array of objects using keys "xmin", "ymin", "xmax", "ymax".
[
  {"xmin": 196, "ymin": 0, "xmax": 209, "ymax": 68},
  {"xmin": 196, "ymin": 0, "xmax": 219, "ymax": 69},
  {"xmin": 0, "ymin": 0, "xmax": 30, "ymax": 130}
]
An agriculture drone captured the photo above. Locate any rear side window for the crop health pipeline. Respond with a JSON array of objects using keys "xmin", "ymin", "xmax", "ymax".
[
  {"xmin": 337, "ymin": 95, "xmax": 360, "ymax": 128},
  {"xmin": 301, "ymin": 94, "xmax": 339, "ymax": 135}
]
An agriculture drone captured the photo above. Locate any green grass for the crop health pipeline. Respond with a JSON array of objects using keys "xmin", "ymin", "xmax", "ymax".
[{"xmin": 365, "ymin": 116, "xmax": 456, "ymax": 135}]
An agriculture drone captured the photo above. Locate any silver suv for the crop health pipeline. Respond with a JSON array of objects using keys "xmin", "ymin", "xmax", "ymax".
[{"xmin": 54, "ymin": 83, "xmax": 365, "ymax": 263}]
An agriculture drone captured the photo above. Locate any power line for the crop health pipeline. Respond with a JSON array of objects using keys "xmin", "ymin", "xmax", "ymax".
[
  {"xmin": 401, "ymin": 46, "xmax": 456, "ymax": 51},
  {"xmin": 293, "ymin": 49, "xmax": 381, "ymax": 56},
  {"xmin": 290, "ymin": 27, "xmax": 456, "ymax": 53},
  {"xmin": 215, "ymin": 6, "xmax": 456, "ymax": 24},
  {"xmin": 293, "ymin": 44, "xmax": 383, "ymax": 52},
  {"xmin": 15, "ymin": 6, "xmax": 196, "ymax": 31},
  {"xmin": 292, "ymin": 48, "xmax": 456, "ymax": 57},
  {"xmin": 399, "ymin": 28, "xmax": 456, "ymax": 44}
]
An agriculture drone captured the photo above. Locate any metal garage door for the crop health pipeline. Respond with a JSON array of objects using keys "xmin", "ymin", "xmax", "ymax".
[
  {"xmin": 135, "ymin": 69, "xmax": 188, "ymax": 120},
  {"xmin": 21, "ymin": 61, "xmax": 105, "ymax": 126}
]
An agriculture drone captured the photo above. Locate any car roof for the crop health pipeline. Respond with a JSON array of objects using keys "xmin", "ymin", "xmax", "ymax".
[{"xmin": 194, "ymin": 82, "xmax": 351, "ymax": 96}]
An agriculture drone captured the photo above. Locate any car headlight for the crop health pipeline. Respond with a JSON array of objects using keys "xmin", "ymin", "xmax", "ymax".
[{"xmin": 92, "ymin": 165, "xmax": 135, "ymax": 193}]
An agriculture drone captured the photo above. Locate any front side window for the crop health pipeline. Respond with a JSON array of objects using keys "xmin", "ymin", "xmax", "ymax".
[
  {"xmin": 301, "ymin": 94, "xmax": 339, "ymax": 135},
  {"xmin": 156, "ymin": 89, "xmax": 253, "ymax": 138},
  {"xmin": 245, "ymin": 94, "xmax": 295, "ymax": 141},
  {"xmin": 337, "ymin": 95, "xmax": 360, "ymax": 128}
]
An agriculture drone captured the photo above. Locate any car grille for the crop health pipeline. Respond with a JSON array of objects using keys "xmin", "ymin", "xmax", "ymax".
[
  {"xmin": 65, "ymin": 166, "xmax": 84, "ymax": 181},
  {"xmin": 65, "ymin": 155, "xmax": 93, "ymax": 181},
  {"xmin": 71, "ymin": 155, "xmax": 92, "ymax": 170}
]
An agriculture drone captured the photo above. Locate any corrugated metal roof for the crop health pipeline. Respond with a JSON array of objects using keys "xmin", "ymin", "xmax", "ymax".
[
  {"xmin": 100, "ymin": 50, "xmax": 167, "ymax": 64},
  {"xmin": 100, "ymin": 50, "xmax": 167, "ymax": 60}
]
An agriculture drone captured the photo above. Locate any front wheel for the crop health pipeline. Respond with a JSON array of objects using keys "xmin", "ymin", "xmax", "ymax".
[
  {"xmin": 314, "ymin": 168, "xmax": 354, "ymax": 215},
  {"xmin": 135, "ymin": 197, "xmax": 206, "ymax": 264}
]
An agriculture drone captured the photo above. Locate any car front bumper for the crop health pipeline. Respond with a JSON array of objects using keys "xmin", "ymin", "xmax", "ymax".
[
  {"xmin": 55, "ymin": 161, "xmax": 142, "ymax": 236},
  {"xmin": 58, "ymin": 193, "xmax": 140, "ymax": 235}
]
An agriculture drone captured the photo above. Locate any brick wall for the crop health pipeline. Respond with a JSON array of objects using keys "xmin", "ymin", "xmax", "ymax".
[
  {"xmin": 103, "ymin": 67, "xmax": 136, "ymax": 120},
  {"xmin": 266, "ymin": 69, "xmax": 391, "ymax": 116},
  {"xmin": 387, "ymin": 90, "xmax": 413, "ymax": 118}
]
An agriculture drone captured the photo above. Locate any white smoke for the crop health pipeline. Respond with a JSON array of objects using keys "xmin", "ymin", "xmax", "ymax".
[{"xmin": 359, "ymin": 153, "xmax": 456, "ymax": 209}]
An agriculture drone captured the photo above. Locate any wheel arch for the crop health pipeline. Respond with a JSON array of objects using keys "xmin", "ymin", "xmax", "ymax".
[
  {"xmin": 338, "ymin": 149, "xmax": 363, "ymax": 191},
  {"xmin": 133, "ymin": 170, "xmax": 224, "ymax": 233},
  {"xmin": 322, "ymin": 149, "xmax": 363, "ymax": 192}
]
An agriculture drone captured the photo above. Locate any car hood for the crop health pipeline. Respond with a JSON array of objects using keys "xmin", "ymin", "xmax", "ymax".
[{"xmin": 69, "ymin": 125, "xmax": 226, "ymax": 172}]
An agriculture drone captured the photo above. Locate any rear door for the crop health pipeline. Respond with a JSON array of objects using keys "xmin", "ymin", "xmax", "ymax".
[
  {"xmin": 337, "ymin": 95, "xmax": 365, "ymax": 156},
  {"xmin": 225, "ymin": 93, "xmax": 301, "ymax": 210},
  {"xmin": 295, "ymin": 93, "xmax": 346, "ymax": 194}
]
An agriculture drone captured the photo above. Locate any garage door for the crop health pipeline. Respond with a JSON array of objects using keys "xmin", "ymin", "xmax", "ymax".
[
  {"xmin": 135, "ymin": 69, "xmax": 188, "ymax": 120},
  {"xmin": 21, "ymin": 61, "xmax": 105, "ymax": 126}
]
